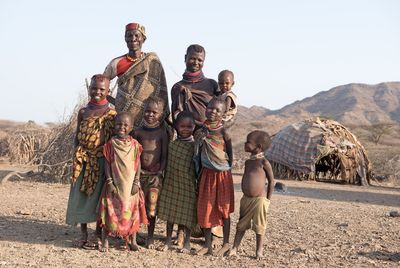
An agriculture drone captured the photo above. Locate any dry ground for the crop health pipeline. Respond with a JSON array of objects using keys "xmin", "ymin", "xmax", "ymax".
[{"xmin": 0, "ymin": 173, "xmax": 399, "ymax": 267}]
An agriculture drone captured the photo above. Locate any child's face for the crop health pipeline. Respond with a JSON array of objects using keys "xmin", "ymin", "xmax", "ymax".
[
  {"xmin": 185, "ymin": 50, "xmax": 205, "ymax": 73},
  {"xmin": 89, "ymin": 81, "xmax": 109, "ymax": 102},
  {"xmin": 115, "ymin": 115, "xmax": 133, "ymax": 136},
  {"xmin": 144, "ymin": 102, "xmax": 162, "ymax": 125},
  {"xmin": 218, "ymin": 73, "xmax": 234, "ymax": 93},
  {"xmin": 205, "ymin": 101, "xmax": 225, "ymax": 122},
  {"xmin": 125, "ymin": 29, "xmax": 145, "ymax": 51},
  {"xmin": 175, "ymin": 117, "xmax": 195, "ymax": 138},
  {"xmin": 244, "ymin": 133, "xmax": 259, "ymax": 153}
]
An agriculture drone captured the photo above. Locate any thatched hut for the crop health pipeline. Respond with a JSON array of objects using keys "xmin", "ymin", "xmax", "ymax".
[{"xmin": 265, "ymin": 118, "xmax": 372, "ymax": 185}]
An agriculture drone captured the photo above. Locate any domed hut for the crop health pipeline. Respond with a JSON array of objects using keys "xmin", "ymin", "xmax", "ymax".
[{"xmin": 265, "ymin": 118, "xmax": 372, "ymax": 185}]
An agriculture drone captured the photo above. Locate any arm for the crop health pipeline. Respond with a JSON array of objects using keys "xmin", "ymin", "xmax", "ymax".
[
  {"xmin": 263, "ymin": 159, "xmax": 275, "ymax": 200},
  {"xmin": 74, "ymin": 108, "xmax": 85, "ymax": 147},
  {"xmin": 159, "ymin": 130, "xmax": 169, "ymax": 173},
  {"xmin": 225, "ymin": 97, "xmax": 232, "ymax": 114},
  {"xmin": 222, "ymin": 128, "xmax": 233, "ymax": 168},
  {"xmin": 104, "ymin": 158, "xmax": 117, "ymax": 195},
  {"xmin": 131, "ymin": 161, "xmax": 141, "ymax": 195}
]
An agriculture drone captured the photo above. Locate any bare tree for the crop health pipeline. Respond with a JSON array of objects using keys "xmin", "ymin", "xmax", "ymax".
[{"xmin": 367, "ymin": 123, "xmax": 393, "ymax": 145}]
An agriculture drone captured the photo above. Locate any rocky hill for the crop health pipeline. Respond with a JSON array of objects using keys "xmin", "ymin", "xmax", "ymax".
[{"xmin": 233, "ymin": 82, "xmax": 400, "ymax": 151}]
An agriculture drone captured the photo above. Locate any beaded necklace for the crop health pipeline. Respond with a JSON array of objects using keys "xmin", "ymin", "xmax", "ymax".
[{"xmin": 249, "ymin": 152, "xmax": 265, "ymax": 160}]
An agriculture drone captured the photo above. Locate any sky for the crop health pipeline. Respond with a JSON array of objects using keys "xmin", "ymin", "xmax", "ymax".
[{"xmin": 1, "ymin": 0, "xmax": 399, "ymax": 123}]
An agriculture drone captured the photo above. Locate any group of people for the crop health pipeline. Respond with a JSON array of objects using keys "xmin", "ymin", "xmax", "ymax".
[{"xmin": 65, "ymin": 22, "xmax": 275, "ymax": 259}]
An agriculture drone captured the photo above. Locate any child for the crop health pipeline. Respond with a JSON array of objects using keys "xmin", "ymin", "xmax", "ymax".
[
  {"xmin": 194, "ymin": 97, "xmax": 234, "ymax": 256},
  {"xmin": 66, "ymin": 74, "xmax": 116, "ymax": 249},
  {"xmin": 218, "ymin": 70, "xmax": 237, "ymax": 129},
  {"xmin": 133, "ymin": 96, "xmax": 169, "ymax": 249},
  {"xmin": 157, "ymin": 111, "xmax": 198, "ymax": 254},
  {"xmin": 98, "ymin": 112, "xmax": 148, "ymax": 252},
  {"xmin": 228, "ymin": 130, "xmax": 275, "ymax": 259},
  {"xmin": 171, "ymin": 44, "xmax": 219, "ymax": 129}
]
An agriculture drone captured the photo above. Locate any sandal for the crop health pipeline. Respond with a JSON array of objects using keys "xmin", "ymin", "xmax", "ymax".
[
  {"xmin": 82, "ymin": 241, "xmax": 97, "ymax": 250},
  {"xmin": 73, "ymin": 239, "xmax": 87, "ymax": 248}
]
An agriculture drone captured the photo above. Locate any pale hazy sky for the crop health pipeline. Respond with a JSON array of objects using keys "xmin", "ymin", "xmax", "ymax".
[{"xmin": 1, "ymin": 0, "xmax": 399, "ymax": 123}]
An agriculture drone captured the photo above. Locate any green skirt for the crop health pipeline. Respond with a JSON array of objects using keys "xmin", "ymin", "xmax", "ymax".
[{"xmin": 66, "ymin": 158, "xmax": 105, "ymax": 225}]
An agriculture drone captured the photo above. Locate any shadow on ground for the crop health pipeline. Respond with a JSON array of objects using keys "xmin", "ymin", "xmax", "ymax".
[
  {"xmin": 358, "ymin": 250, "xmax": 400, "ymax": 262},
  {"xmin": 276, "ymin": 186, "xmax": 400, "ymax": 207},
  {"xmin": 0, "ymin": 215, "xmax": 80, "ymax": 248}
]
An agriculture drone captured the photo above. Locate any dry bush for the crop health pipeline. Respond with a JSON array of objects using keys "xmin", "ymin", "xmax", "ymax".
[{"xmin": 7, "ymin": 124, "xmax": 51, "ymax": 165}]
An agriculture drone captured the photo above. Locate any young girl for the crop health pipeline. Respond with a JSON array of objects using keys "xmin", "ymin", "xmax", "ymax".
[
  {"xmin": 98, "ymin": 112, "xmax": 148, "ymax": 252},
  {"xmin": 194, "ymin": 97, "xmax": 234, "ymax": 256},
  {"xmin": 157, "ymin": 111, "xmax": 198, "ymax": 254},
  {"xmin": 66, "ymin": 74, "xmax": 116, "ymax": 249}
]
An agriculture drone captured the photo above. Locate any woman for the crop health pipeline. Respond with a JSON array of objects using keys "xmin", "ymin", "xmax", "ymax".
[{"xmin": 104, "ymin": 22, "xmax": 170, "ymax": 128}]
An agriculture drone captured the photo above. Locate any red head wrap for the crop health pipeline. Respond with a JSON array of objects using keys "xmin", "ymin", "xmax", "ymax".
[{"xmin": 125, "ymin": 22, "xmax": 146, "ymax": 40}]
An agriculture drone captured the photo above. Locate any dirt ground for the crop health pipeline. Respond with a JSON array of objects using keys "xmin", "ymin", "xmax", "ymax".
[{"xmin": 0, "ymin": 172, "xmax": 399, "ymax": 267}]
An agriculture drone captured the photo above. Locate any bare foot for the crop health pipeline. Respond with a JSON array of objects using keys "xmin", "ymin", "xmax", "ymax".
[
  {"xmin": 146, "ymin": 238, "xmax": 155, "ymax": 249},
  {"xmin": 215, "ymin": 243, "xmax": 230, "ymax": 257},
  {"xmin": 158, "ymin": 244, "xmax": 170, "ymax": 252},
  {"xmin": 256, "ymin": 250, "xmax": 264, "ymax": 260},
  {"xmin": 129, "ymin": 243, "xmax": 140, "ymax": 251},
  {"xmin": 180, "ymin": 244, "xmax": 191, "ymax": 254},
  {"xmin": 136, "ymin": 233, "xmax": 146, "ymax": 246},
  {"xmin": 228, "ymin": 247, "xmax": 237, "ymax": 257},
  {"xmin": 100, "ymin": 239, "xmax": 109, "ymax": 253},
  {"xmin": 196, "ymin": 247, "xmax": 212, "ymax": 256},
  {"xmin": 174, "ymin": 232, "xmax": 184, "ymax": 248}
]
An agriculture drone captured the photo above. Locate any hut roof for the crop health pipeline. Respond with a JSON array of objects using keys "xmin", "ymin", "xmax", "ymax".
[{"xmin": 265, "ymin": 118, "xmax": 371, "ymax": 185}]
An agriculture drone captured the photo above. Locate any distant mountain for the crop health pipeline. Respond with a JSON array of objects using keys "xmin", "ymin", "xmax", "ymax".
[
  {"xmin": 237, "ymin": 82, "xmax": 400, "ymax": 127},
  {"xmin": 233, "ymin": 82, "xmax": 400, "ymax": 150},
  {"xmin": 274, "ymin": 82, "xmax": 400, "ymax": 125}
]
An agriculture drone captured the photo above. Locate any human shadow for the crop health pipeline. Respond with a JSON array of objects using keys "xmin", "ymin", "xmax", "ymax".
[
  {"xmin": 358, "ymin": 250, "xmax": 400, "ymax": 262},
  {"xmin": 0, "ymin": 215, "xmax": 84, "ymax": 248},
  {"xmin": 276, "ymin": 186, "xmax": 400, "ymax": 207}
]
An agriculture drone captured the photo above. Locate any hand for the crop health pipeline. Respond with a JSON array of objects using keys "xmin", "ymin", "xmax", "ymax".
[
  {"xmin": 131, "ymin": 184, "xmax": 139, "ymax": 195},
  {"xmin": 106, "ymin": 183, "xmax": 117, "ymax": 195},
  {"xmin": 149, "ymin": 175, "xmax": 160, "ymax": 188}
]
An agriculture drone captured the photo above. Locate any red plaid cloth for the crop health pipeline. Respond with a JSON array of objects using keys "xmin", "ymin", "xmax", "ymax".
[{"xmin": 197, "ymin": 167, "xmax": 234, "ymax": 228}]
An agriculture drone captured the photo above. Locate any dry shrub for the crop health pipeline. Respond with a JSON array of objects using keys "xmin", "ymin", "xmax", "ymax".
[
  {"xmin": 7, "ymin": 124, "xmax": 51, "ymax": 165},
  {"xmin": 35, "ymin": 101, "xmax": 84, "ymax": 183},
  {"xmin": 0, "ymin": 130, "xmax": 9, "ymax": 157}
]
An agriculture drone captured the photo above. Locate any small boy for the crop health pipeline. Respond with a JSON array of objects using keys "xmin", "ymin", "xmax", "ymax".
[
  {"xmin": 218, "ymin": 70, "xmax": 237, "ymax": 129},
  {"xmin": 171, "ymin": 44, "xmax": 219, "ymax": 129},
  {"xmin": 133, "ymin": 96, "xmax": 169, "ymax": 249},
  {"xmin": 228, "ymin": 130, "xmax": 275, "ymax": 259}
]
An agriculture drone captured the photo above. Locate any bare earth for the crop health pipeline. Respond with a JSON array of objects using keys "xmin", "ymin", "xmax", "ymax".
[{"xmin": 0, "ymin": 174, "xmax": 399, "ymax": 267}]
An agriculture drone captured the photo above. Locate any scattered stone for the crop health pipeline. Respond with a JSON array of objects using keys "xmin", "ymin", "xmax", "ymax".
[
  {"xmin": 274, "ymin": 182, "xmax": 287, "ymax": 192},
  {"xmin": 16, "ymin": 210, "xmax": 31, "ymax": 215},
  {"xmin": 388, "ymin": 211, "xmax": 399, "ymax": 217}
]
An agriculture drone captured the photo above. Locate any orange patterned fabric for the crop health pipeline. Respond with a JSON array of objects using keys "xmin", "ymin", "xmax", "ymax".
[
  {"xmin": 71, "ymin": 108, "xmax": 116, "ymax": 195},
  {"xmin": 197, "ymin": 167, "xmax": 234, "ymax": 228}
]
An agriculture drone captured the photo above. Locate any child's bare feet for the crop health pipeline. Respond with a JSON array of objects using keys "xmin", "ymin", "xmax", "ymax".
[
  {"xmin": 215, "ymin": 243, "xmax": 230, "ymax": 257},
  {"xmin": 196, "ymin": 246, "xmax": 212, "ymax": 256},
  {"xmin": 256, "ymin": 250, "xmax": 264, "ymax": 260},
  {"xmin": 129, "ymin": 243, "xmax": 140, "ymax": 251},
  {"xmin": 146, "ymin": 237, "xmax": 155, "ymax": 249},
  {"xmin": 180, "ymin": 243, "xmax": 191, "ymax": 254},
  {"xmin": 174, "ymin": 231, "xmax": 184, "ymax": 248},
  {"xmin": 228, "ymin": 247, "xmax": 238, "ymax": 257},
  {"xmin": 99, "ymin": 239, "xmax": 109, "ymax": 252}
]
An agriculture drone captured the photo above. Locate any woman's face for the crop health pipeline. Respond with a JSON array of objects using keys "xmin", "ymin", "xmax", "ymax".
[{"xmin": 125, "ymin": 29, "xmax": 145, "ymax": 51}]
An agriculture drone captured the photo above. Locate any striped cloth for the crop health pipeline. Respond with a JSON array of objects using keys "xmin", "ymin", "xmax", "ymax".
[
  {"xmin": 157, "ymin": 140, "xmax": 198, "ymax": 230},
  {"xmin": 197, "ymin": 167, "xmax": 234, "ymax": 228},
  {"xmin": 265, "ymin": 120, "xmax": 323, "ymax": 174}
]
